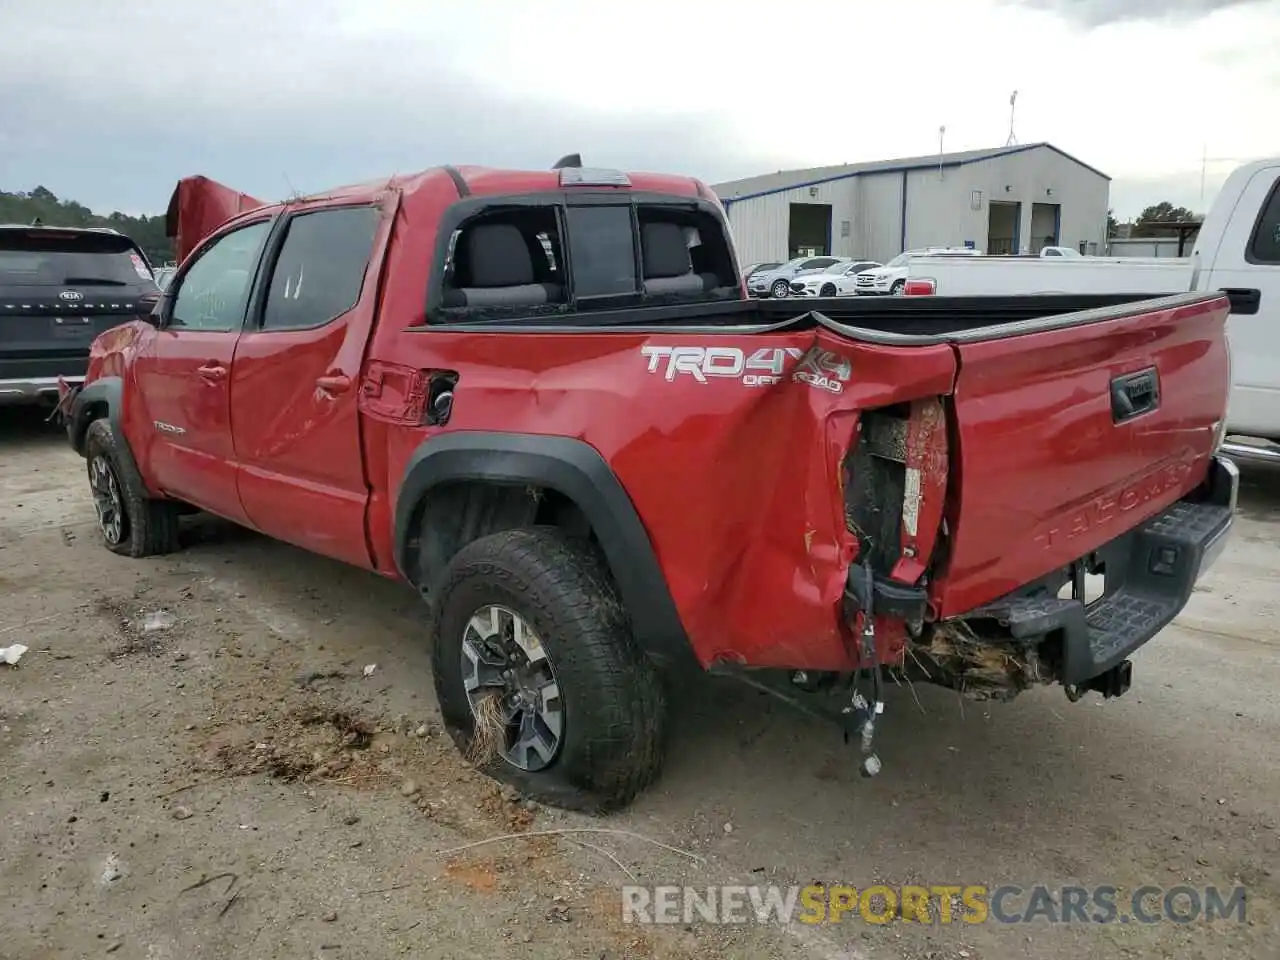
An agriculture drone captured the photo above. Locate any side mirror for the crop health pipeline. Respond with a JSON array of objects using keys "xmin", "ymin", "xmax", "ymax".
[{"xmin": 148, "ymin": 294, "xmax": 172, "ymax": 328}]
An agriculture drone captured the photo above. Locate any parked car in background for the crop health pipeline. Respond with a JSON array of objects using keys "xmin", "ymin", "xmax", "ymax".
[
  {"xmin": 741, "ymin": 261, "xmax": 782, "ymax": 281},
  {"xmin": 152, "ymin": 264, "xmax": 178, "ymax": 291},
  {"xmin": 789, "ymin": 259, "xmax": 882, "ymax": 297},
  {"xmin": 748, "ymin": 255, "xmax": 845, "ymax": 298},
  {"xmin": 1040, "ymin": 246, "xmax": 1082, "ymax": 258},
  {"xmin": 0, "ymin": 223, "xmax": 159, "ymax": 405},
  {"xmin": 854, "ymin": 247, "xmax": 983, "ymax": 296}
]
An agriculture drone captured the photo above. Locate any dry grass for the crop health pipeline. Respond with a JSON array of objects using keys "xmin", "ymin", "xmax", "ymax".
[
  {"xmin": 466, "ymin": 690, "xmax": 507, "ymax": 766},
  {"xmin": 910, "ymin": 619, "xmax": 1042, "ymax": 701}
]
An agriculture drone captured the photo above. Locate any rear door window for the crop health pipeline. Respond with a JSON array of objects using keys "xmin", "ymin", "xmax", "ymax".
[
  {"xmin": 261, "ymin": 206, "xmax": 380, "ymax": 330},
  {"xmin": 564, "ymin": 206, "xmax": 637, "ymax": 298}
]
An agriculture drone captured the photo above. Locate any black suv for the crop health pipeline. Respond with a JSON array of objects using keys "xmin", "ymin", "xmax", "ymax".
[{"xmin": 0, "ymin": 225, "xmax": 160, "ymax": 405}]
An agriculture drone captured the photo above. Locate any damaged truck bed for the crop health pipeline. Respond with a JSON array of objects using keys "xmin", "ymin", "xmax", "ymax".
[{"xmin": 58, "ymin": 162, "xmax": 1236, "ymax": 809}]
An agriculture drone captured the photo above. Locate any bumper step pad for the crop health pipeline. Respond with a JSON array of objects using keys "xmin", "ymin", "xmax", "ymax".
[{"xmin": 962, "ymin": 486, "xmax": 1234, "ymax": 688}]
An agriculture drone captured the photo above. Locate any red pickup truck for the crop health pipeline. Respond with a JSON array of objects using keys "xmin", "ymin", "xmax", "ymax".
[{"xmin": 60, "ymin": 161, "xmax": 1237, "ymax": 810}]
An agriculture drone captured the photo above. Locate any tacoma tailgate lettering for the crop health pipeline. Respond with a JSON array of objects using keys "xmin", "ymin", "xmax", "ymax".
[{"xmin": 1032, "ymin": 458, "xmax": 1196, "ymax": 551}]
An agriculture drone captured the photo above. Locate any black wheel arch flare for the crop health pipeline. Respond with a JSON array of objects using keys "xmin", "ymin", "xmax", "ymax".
[
  {"xmin": 67, "ymin": 376, "xmax": 156, "ymax": 513},
  {"xmin": 393, "ymin": 432, "xmax": 695, "ymax": 668},
  {"xmin": 68, "ymin": 377, "xmax": 144, "ymax": 474}
]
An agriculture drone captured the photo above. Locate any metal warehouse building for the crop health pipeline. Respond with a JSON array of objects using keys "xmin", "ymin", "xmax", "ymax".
[{"xmin": 711, "ymin": 143, "xmax": 1110, "ymax": 266}]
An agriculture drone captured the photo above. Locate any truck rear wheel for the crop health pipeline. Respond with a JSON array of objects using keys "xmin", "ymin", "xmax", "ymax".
[
  {"xmin": 83, "ymin": 419, "xmax": 180, "ymax": 557},
  {"xmin": 429, "ymin": 527, "xmax": 666, "ymax": 812}
]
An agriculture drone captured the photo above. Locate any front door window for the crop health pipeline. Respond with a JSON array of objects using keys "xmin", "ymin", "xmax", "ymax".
[{"xmin": 170, "ymin": 221, "xmax": 271, "ymax": 331}]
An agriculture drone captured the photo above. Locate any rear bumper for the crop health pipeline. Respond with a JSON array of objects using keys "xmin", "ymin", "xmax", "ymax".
[
  {"xmin": 969, "ymin": 455, "xmax": 1238, "ymax": 688},
  {"xmin": 1220, "ymin": 439, "xmax": 1280, "ymax": 466},
  {"xmin": 0, "ymin": 375, "xmax": 82, "ymax": 405}
]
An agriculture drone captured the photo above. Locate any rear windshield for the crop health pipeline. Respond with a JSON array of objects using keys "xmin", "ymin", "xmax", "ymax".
[{"xmin": 0, "ymin": 230, "xmax": 154, "ymax": 287}]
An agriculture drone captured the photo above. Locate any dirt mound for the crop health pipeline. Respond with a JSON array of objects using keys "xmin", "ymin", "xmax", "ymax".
[{"xmin": 205, "ymin": 702, "xmax": 392, "ymax": 788}]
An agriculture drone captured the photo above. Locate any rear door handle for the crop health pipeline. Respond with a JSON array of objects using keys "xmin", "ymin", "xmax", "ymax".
[
  {"xmin": 1219, "ymin": 287, "xmax": 1261, "ymax": 316},
  {"xmin": 315, "ymin": 373, "xmax": 352, "ymax": 395},
  {"xmin": 197, "ymin": 363, "xmax": 227, "ymax": 381}
]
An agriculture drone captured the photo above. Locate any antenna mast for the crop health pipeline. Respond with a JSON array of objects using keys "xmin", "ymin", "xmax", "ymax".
[{"xmin": 1006, "ymin": 90, "xmax": 1018, "ymax": 146}]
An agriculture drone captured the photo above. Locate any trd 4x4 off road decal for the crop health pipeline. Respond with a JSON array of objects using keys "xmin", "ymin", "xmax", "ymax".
[
  {"xmin": 639, "ymin": 345, "xmax": 852, "ymax": 393},
  {"xmin": 791, "ymin": 346, "xmax": 853, "ymax": 394}
]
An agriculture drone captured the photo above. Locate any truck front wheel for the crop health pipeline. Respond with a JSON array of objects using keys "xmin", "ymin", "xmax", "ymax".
[
  {"xmin": 430, "ymin": 527, "xmax": 666, "ymax": 812},
  {"xmin": 83, "ymin": 419, "xmax": 180, "ymax": 558}
]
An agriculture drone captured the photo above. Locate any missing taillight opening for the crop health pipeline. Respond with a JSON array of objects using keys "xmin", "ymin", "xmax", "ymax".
[
  {"xmin": 843, "ymin": 397, "xmax": 950, "ymax": 583},
  {"xmin": 843, "ymin": 405, "xmax": 911, "ymax": 577}
]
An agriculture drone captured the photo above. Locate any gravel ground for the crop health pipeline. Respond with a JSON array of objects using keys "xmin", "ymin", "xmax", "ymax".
[{"xmin": 1, "ymin": 405, "xmax": 1277, "ymax": 959}]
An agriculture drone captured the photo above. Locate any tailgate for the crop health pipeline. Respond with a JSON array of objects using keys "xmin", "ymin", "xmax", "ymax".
[{"xmin": 932, "ymin": 291, "xmax": 1231, "ymax": 618}]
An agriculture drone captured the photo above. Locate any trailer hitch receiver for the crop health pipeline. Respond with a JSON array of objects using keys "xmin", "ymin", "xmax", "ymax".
[{"xmin": 1067, "ymin": 659, "xmax": 1133, "ymax": 701}]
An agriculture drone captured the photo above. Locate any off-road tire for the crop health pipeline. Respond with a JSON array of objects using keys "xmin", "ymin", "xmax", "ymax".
[
  {"xmin": 430, "ymin": 527, "xmax": 666, "ymax": 812},
  {"xmin": 83, "ymin": 418, "xmax": 181, "ymax": 557}
]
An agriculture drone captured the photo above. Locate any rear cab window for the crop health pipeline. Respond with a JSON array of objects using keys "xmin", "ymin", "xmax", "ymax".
[
  {"xmin": 432, "ymin": 194, "xmax": 738, "ymax": 324},
  {"xmin": 565, "ymin": 206, "xmax": 636, "ymax": 299},
  {"xmin": 439, "ymin": 205, "xmax": 565, "ymax": 314}
]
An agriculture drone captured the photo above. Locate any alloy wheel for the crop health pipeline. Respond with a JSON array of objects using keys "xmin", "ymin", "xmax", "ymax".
[
  {"xmin": 460, "ymin": 605, "xmax": 564, "ymax": 771},
  {"xmin": 89, "ymin": 455, "xmax": 126, "ymax": 545}
]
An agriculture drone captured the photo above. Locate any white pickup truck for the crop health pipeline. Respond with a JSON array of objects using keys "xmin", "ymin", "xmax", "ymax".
[{"xmin": 900, "ymin": 158, "xmax": 1280, "ymax": 464}]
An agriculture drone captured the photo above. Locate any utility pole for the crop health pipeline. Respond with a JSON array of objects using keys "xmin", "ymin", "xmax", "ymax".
[
  {"xmin": 938, "ymin": 125, "xmax": 946, "ymax": 179},
  {"xmin": 1006, "ymin": 90, "xmax": 1018, "ymax": 146},
  {"xmin": 1200, "ymin": 143, "xmax": 1207, "ymax": 206}
]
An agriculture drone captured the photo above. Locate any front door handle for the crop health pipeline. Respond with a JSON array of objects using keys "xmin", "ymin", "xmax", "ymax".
[
  {"xmin": 316, "ymin": 373, "xmax": 352, "ymax": 395},
  {"xmin": 197, "ymin": 363, "xmax": 227, "ymax": 382}
]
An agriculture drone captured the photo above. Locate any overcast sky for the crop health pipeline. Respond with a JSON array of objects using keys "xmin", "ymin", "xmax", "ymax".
[{"xmin": 1, "ymin": 0, "xmax": 1277, "ymax": 220}]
